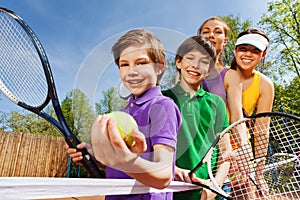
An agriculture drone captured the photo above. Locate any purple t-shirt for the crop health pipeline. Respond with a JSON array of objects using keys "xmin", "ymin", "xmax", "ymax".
[
  {"xmin": 202, "ymin": 67, "xmax": 229, "ymax": 103},
  {"xmin": 105, "ymin": 86, "xmax": 182, "ymax": 200}
]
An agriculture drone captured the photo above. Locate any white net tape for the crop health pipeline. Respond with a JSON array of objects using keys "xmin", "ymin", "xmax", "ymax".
[{"xmin": 0, "ymin": 177, "xmax": 200, "ymax": 199}]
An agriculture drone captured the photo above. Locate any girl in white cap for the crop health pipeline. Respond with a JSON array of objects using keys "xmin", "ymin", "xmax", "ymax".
[
  {"xmin": 231, "ymin": 29, "xmax": 274, "ymax": 117},
  {"xmin": 230, "ymin": 29, "xmax": 274, "ymax": 199},
  {"xmin": 198, "ymin": 18, "xmax": 250, "ymax": 199}
]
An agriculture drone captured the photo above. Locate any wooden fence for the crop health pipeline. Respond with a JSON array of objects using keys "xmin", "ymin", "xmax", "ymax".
[{"xmin": 0, "ymin": 131, "xmax": 68, "ymax": 177}]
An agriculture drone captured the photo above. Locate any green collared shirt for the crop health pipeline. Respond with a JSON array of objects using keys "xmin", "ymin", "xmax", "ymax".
[{"xmin": 163, "ymin": 83, "xmax": 229, "ymax": 199}]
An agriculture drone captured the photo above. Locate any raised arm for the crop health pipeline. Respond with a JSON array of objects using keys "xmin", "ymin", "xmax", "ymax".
[{"xmin": 91, "ymin": 115, "xmax": 174, "ymax": 189}]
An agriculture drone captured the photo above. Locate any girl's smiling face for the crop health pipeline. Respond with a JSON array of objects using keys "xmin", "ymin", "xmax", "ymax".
[
  {"xmin": 234, "ymin": 44, "xmax": 266, "ymax": 72},
  {"xmin": 177, "ymin": 50, "xmax": 211, "ymax": 92},
  {"xmin": 119, "ymin": 45, "xmax": 162, "ymax": 98}
]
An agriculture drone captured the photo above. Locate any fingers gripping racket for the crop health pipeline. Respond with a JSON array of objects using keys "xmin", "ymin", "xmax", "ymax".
[
  {"xmin": 189, "ymin": 112, "xmax": 300, "ymax": 199},
  {"xmin": 0, "ymin": 7, "xmax": 103, "ymax": 178}
]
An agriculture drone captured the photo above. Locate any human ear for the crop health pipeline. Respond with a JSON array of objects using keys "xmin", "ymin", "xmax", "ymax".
[
  {"xmin": 155, "ymin": 61, "xmax": 166, "ymax": 75},
  {"xmin": 175, "ymin": 59, "xmax": 182, "ymax": 70},
  {"xmin": 261, "ymin": 50, "xmax": 267, "ymax": 60},
  {"xmin": 223, "ymin": 37, "xmax": 228, "ymax": 46},
  {"xmin": 233, "ymin": 48, "xmax": 237, "ymax": 57}
]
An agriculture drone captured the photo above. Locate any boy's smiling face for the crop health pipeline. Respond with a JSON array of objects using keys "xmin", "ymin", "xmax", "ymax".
[
  {"xmin": 176, "ymin": 50, "xmax": 210, "ymax": 92},
  {"xmin": 118, "ymin": 45, "xmax": 161, "ymax": 98}
]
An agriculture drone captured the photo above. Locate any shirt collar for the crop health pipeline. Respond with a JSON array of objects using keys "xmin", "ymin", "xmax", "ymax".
[
  {"xmin": 173, "ymin": 82, "xmax": 206, "ymax": 97},
  {"xmin": 128, "ymin": 86, "xmax": 162, "ymax": 105}
]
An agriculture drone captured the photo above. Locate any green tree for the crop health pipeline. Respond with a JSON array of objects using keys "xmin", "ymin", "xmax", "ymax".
[
  {"xmin": 61, "ymin": 89, "xmax": 101, "ymax": 178},
  {"xmin": 0, "ymin": 108, "xmax": 60, "ymax": 136},
  {"xmin": 95, "ymin": 87, "xmax": 126, "ymax": 115},
  {"xmin": 273, "ymin": 77, "xmax": 300, "ymax": 116},
  {"xmin": 221, "ymin": 14, "xmax": 253, "ymax": 66},
  {"xmin": 61, "ymin": 89, "xmax": 95, "ymax": 143},
  {"xmin": 259, "ymin": 0, "xmax": 300, "ymax": 83}
]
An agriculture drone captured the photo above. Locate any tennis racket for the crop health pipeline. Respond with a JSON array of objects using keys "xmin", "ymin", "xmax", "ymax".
[
  {"xmin": 189, "ymin": 112, "xmax": 300, "ymax": 199},
  {"xmin": 0, "ymin": 7, "xmax": 103, "ymax": 178}
]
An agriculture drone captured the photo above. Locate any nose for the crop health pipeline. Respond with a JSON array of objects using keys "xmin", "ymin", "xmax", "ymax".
[
  {"xmin": 191, "ymin": 60, "xmax": 200, "ymax": 69},
  {"xmin": 127, "ymin": 66, "xmax": 139, "ymax": 76},
  {"xmin": 244, "ymin": 50, "xmax": 253, "ymax": 56},
  {"xmin": 124, "ymin": 64, "xmax": 136, "ymax": 71},
  {"xmin": 208, "ymin": 31, "xmax": 214, "ymax": 38}
]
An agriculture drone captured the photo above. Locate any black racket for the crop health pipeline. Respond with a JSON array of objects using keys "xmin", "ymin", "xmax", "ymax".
[
  {"xmin": 0, "ymin": 7, "xmax": 103, "ymax": 178},
  {"xmin": 189, "ymin": 112, "xmax": 300, "ymax": 199}
]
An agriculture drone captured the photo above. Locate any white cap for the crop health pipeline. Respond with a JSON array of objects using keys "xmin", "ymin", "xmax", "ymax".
[{"xmin": 235, "ymin": 34, "xmax": 269, "ymax": 51}]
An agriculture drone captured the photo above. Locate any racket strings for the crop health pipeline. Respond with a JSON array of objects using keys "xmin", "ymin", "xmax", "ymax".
[
  {"xmin": 0, "ymin": 12, "xmax": 48, "ymax": 107},
  {"xmin": 214, "ymin": 115, "xmax": 300, "ymax": 199}
]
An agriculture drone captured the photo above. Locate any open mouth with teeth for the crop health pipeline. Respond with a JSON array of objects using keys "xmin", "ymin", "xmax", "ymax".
[
  {"xmin": 241, "ymin": 58, "xmax": 253, "ymax": 64},
  {"xmin": 187, "ymin": 70, "xmax": 201, "ymax": 76},
  {"xmin": 126, "ymin": 79, "xmax": 144, "ymax": 87}
]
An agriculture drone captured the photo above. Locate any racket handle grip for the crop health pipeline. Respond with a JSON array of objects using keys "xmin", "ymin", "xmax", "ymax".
[{"xmin": 66, "ymin": 134, "xmax": 104, "ymax": 178}]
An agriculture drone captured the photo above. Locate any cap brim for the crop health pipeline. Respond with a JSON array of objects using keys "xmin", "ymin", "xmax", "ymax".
[{"xmin": 235, "ymin": 40, "xmax": 266, "ymax": 51}]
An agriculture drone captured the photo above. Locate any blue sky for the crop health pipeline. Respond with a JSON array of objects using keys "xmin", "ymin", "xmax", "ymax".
[{"xmin": 0, "ymin": 0, "xmax": 269, "ymax": 112}]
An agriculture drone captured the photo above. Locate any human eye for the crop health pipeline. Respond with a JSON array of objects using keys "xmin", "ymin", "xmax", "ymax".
[
  {"xmin": 200, "ymin": 59, "xmax": 209, "ymax": 66},
  {"xmin": 119, "ymin": 62, "xmax": 129, "ymax": 68},
  {"xmin": 137, "ymin": 60, "xmax": 150, "ymax": 66},
  {"xmin": 214, "ymin": 29, "xmax": 223, "ymax": 35},
  {"xmin": 237, "ymin": 46, "xmax": 247, "ymax": 52},
  {"xmin": 252, "ymin": 49, "xmax": 262, "ymax": 54},
  {"xmin": 186, "ymin": 56, "xmax": 194, "ymax": 61},
  {"xmin": 184, "ymin": 53, "xmax": 195, "ymax": 60}
]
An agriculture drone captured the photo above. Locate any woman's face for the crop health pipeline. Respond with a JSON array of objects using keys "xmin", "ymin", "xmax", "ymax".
[{"xmin": 199, "ymin": 19, "xmax": 228, "ymax": 55}]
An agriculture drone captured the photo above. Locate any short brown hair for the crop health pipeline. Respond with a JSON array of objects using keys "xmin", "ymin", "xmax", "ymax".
[{"xmin": 175, "ymin": 36, "xmax": 216, "ymax": 73}]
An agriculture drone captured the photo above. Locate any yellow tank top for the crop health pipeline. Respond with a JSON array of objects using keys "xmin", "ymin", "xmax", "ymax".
[{"xmin": 242, "ymin": 70, "xmax": 260, "ymax": 116}]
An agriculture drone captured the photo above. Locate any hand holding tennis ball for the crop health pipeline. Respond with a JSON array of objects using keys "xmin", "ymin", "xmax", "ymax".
[{"xmin": 107, "ymin": 111, "xmax": 138, "ymax": 147}]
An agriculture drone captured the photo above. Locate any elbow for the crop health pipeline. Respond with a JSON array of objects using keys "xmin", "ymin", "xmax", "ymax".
[{"xmin": 152, "ymin": 177, "xmax": 172, "ymax": 189}]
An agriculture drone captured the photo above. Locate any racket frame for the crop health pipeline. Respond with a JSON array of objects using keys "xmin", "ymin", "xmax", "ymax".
[
  {"xmin": 0, "ymin": 7, "xmax": 103, "ymax": 178},
  {"xmin": 188, "ymin": 112, "xmax": 300, "ymax": 199}
]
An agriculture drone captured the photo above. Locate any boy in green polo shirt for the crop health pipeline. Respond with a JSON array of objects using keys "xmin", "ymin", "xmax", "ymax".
[{"xmin": 163, "ymin": 36, "xmax": 230, "ymax": 199}]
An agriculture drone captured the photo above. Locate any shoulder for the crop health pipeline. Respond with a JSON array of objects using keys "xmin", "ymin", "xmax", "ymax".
[
  {"xmin": 150, "ymin": 94, "xmax": 180, "ymax": 113},
  {"xmin": 162, "ymin": 88, "xmax": 180, "ymax": 104},
  {"xmin": 205, "ymin": 93, "xmax": 228, "ymax": 120},
  {"xmin": 153, "ymin": 94, "xmax": 176, "ymax": 105},
  {"xmin": 225, "ymin": 69, "xmax": 241, "ymax": 79},
  {"xmin": 149, "ymin": 94, "xmax": 182, "ymax": 127},
  {"xmin": 204, "ymin": 92, "xmax": 226, "ymax": 107},
  {"xmin": 259, "ymin": 72, "xmax": 274, "ymax": 90},
  {"xmin": 224, "ymin": 69, "xmax": 242, "ymax": 85},
  {"xmin": 161, "ymin": 89, "xmax": 173, "ymax": 97}
]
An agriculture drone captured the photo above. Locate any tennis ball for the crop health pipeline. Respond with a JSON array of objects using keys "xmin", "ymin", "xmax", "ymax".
[{"xmin": 107, "ymin": 111, "xmax": 138, "ymax": 147}]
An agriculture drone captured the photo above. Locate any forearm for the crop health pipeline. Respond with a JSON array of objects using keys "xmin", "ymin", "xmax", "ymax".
[
  {"xmin": 254, "ymin": 118, "xmax": 270, "ymax": 158},
  {"xmin": 113, "ymin": 146, "xmax": 174, "ymax": 189},
  {"xmin": 215, "ymin": 161, "xmax": 231, "ymax": 187},
  {"xmin": 216, "ymin": 134, "xmax": 232, "ymax": 186},
  {"xmin": 126, "ymin": 155, "xmax": 173, "ymax": 189}
]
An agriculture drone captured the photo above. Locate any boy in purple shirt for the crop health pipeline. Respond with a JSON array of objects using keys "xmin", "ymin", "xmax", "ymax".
[{"xmin": 67, "ymin": 29, "xmax": 181, "ymax": 200}]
